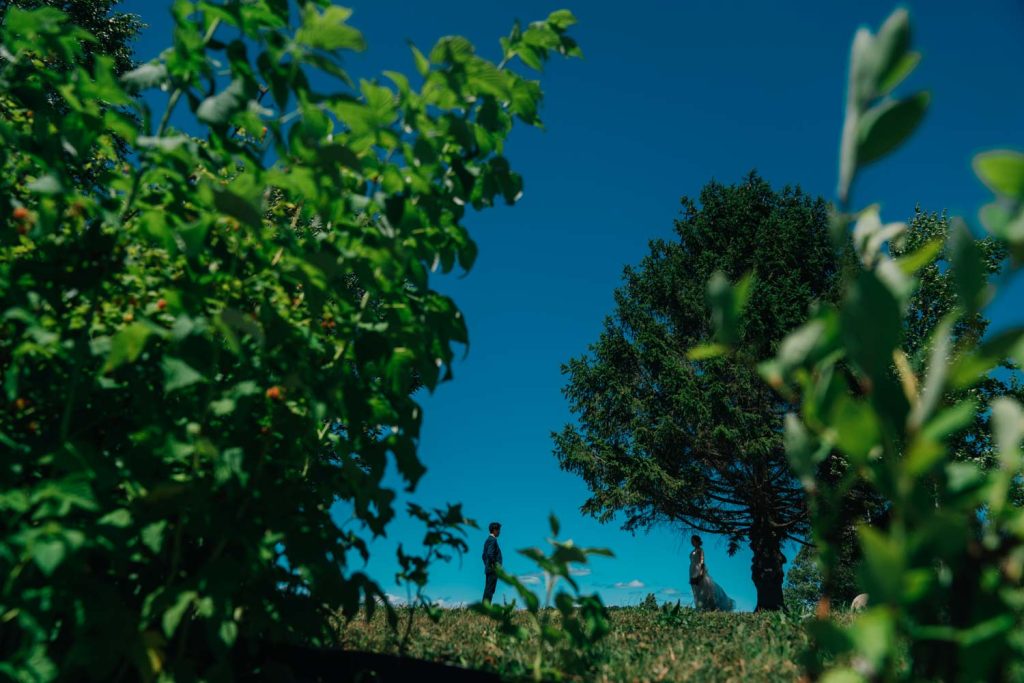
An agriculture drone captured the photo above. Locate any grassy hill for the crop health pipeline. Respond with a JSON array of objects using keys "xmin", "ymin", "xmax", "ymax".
[{"xmin": 339, "ymin": 606, "xmax": 812, "ymax": 682}]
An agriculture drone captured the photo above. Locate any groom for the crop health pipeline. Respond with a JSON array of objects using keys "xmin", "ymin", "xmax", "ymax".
[{"xmin": 482, "ymin": 522, "xmax": 502, "ymax": 604}]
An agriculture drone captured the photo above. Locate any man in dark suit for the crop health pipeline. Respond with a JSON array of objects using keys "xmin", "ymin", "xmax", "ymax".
[{"xmin": 482, "ymin": 522, "xmax": 502, "ymax": 604}]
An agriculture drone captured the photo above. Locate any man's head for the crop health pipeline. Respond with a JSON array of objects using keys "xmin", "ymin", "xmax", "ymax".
[
  {"xmin": 489, "ymin": 522, "xmax": 502, "ymax": 537},
  {"xmin": 691, "ymin": 534, "xmax": 702, "ymax": 548}
]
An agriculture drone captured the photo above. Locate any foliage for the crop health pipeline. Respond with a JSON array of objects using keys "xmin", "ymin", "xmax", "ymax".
[
  {"xmin": 1, "ymin": 0, "xmax": 142, "ymax": 75},
  {"xmin": 342, "ymin": 606, "xmax": 816, "ymax": 683},
  {"xmin": 783, "ymin": 545, "xmax": 824, "ymax": 614},
  {"xmin": 0, "ymin": 2, "xmax": 579, "ymax": 680},
  {"xmin": 394, "ymin": 503, "xmax": 477, "ymax": 653},
  {"xmin": 472, "ymin": 515, "xmax": 613, "ymax": 682},
  {"xmin": 639, "ymin": 592, "xmax": 660, "ymax": 610},
  {"xmin": 553, "ymin": 171, "xmax": 842, "ymax": 611},
  {"xmin": 710, "ymin": 8, "xmax": 1024, "ymax": 681},
  {"xmin": 789, "ymin": 209, "xmax": 1020, "ymax": 615}
]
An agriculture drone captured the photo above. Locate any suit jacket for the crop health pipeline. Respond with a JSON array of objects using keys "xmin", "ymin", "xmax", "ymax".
[{"xmin": 482, "ymin": 535, "xmax": 502, "ymax": 574}]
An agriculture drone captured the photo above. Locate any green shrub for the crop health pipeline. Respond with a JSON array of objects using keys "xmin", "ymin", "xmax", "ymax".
[
  {"xmin": 705, "ymin": 8, "xmax": 1024, "ymax": 681},
  {"xmin": 0, "ymin": 2, "xmax": 579, "ymax": 679}
]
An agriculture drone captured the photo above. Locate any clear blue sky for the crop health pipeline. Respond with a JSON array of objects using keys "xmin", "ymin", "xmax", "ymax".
[{"xmin": 120, "ymin": 1, "xmax": 1024, "ymax": 610}]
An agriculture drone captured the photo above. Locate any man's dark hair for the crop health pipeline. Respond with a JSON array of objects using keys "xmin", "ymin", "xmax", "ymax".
[
  {"xmin": 691, "ymin": 534, "xmax": 702, "ymax": 546},
  {"xmin": 489, "ymin": 522, "xmax": 501, "ymax": 534}
]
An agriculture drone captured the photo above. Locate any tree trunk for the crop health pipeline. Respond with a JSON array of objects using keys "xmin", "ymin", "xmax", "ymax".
[{"xmin": 750, "ymin": 527, "xmax": 787, "ymax": 612}]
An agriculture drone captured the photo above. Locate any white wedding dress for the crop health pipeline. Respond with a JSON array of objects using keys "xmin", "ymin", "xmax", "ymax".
[{"xmin": 689, "ymin": 548, "xmax": 735, "ymax": 611}]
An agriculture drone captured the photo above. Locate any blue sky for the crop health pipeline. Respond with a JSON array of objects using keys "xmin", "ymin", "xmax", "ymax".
[{"xmin": 120, "ymin": 1, "xmax": 1024, "ymax": 610}]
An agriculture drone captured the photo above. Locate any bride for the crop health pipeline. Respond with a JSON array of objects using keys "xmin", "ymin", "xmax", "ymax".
[{"xmin": 689, "ymin": 535, "xmax": 735, "ymax": 611}]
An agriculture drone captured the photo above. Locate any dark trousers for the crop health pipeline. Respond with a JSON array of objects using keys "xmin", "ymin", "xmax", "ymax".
[{"xmin": 482, "ymin": 571, "xmax": 497, "ymax": 603}]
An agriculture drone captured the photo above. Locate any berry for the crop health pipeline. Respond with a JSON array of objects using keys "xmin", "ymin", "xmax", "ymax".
[
  {"xmin": 12, "ymin": 207, "xmax": 29, "ymax": 221},
  {"xmin": 122, "ymin": 312, "xmax": 134, "ymax": 323},
  {"xmin": 14, "ymin": 398, "xmax": 28, "ymax": 411},
  {"xmin": 265, "ymin": 386, "xmax": 283, "ymax": 400},
  {"xmin": 156, "ymin": 298, "xmax": 167, "ymax": 311}
]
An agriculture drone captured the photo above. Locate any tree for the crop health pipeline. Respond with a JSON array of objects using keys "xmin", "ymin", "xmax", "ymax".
[
  {"xmin": 553, "ymin": 172, "xmax": 843, "ymax": 611},
  {"xmin": 1, "ymin": 0, "xmax": 142, "ymax": 75},
  {"xmin": 783, "ymin": 545, "xmax": 822, "ymax": 613},
  {"xmin": 0, "ymin": 2, "xmax": 580, "ymax": 679}
]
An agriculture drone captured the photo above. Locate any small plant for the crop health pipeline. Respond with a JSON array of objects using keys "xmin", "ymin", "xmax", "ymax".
[
  {"xmin": 656, "ymin": 600, "xmax": 689, "ymax": 628},
  {"xmin": 640, "ymin": 592, "xmax": 660, "ymax": 610},
  {"xmin": 393, "ymin": 503, "xmax": 477, "ymax": 653},
  {"xmin": 473, "ymin": 514, "xmax": 613, "ymax": 682}
]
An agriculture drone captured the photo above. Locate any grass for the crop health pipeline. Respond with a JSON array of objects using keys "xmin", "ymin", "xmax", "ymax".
[{"xmin": 338, "ymin": 605, "xmax": 813, "ymax": 682}]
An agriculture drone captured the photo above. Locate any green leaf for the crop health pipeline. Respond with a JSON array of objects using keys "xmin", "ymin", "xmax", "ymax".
[
  {"xmin": 163, "ymin": 590, "xmax": 197, "ymax": 637},
  {"xmin": 410, "ymin": 43, "xmax": 430, "ymax": 76},
  {"xmin": 546, "ymin": 10, "xmax": 578, "ymax": 30},
  {"xmin": 103, "ymin": 323, "xmax": 155, "ymax": 373},
  {"xmin": 687, "ymin": 343, "xmax": 729, "ymax": 360},
  {"xmin": 950, "ymin": 327, "xmax": 1024, "ymax": 389},
  {"xmin": 120, "ymin": 62, "xmax": 169, "ymax": 92},
  {"xmin": 137, "ymin": 135, "xmax": 192, "ymax": 152},
  {"xmin": 979, "ymin": 202, "xmax": 1024, "ymax": 244},
  {"xmin": 948, "ymin": 219, "xmax": 986, "ymax": 312},
  {"xmin": 921, "ymin": 400, "xmax": 977, "ymax": 443},
  {"xmin": 904, "ymin": 435, "xmax": 945, "ymax": 477},
  {"xmin": 162, "ymin": 357, "xmax": 205, "ymax": 393},
  {"xmin": 297, "ymin": 5, "xmax": 366, "ymax": 52},
  {"xmin": 213, "ymin": 187, "xmax": 263, "ymax": 229},
  {"xmin": 784, "ymin": 413, "xmax": 830, "ymax": 482},
  {"xmin": 706, "ymin": 271, "xmax": 753, "ymax": 346},
  {"xmin": 841, "ymin": 270, "xmax": 901, "ymax": 379},
  {"xmin": 215, "ymin": 448, "xmax": 246, "ymax": 485},
  {"xmin": 31, "ymin": 538, "xmax": 66, "ymax": 575},
  {"xmin": 99, "ymin": 509, "xmax": 133, "ymax": 528},
  {"xmin": 990, "ymin": 398, "xmax": 1024, "ymax": 470},
  {"xmin": 869, "ymin": 8, "xmax": 912, "ymax": 96},
  {"xmin": 894, "ymin": 237, "xmax": 943, "ymax": 275},
  {"xmin": 142, "ymin": 521, "xmax": 168, "ymax": 553},
  {"xmin": 851, "ymin": 8, "xmax": 912, "ymax": 106},
  {"xmin": 847, "ymin": 608, "xmax": 895, "ymax": 670},
  {"xmin": 197, "ymin": 79, "xmax": 250, "ymax": 126},
  {"xmin": 26, "ymin": 175, "xmax": 62, "ymax": 195},
  {"xmin": 5, "ymin": 6, "xmax": 66, "ymax": 37},
  {"xmin": 549, "ymin": 513, "xmax": 560, "ymax": 537},
  {"xmin": 909, "ymin": 313, "xmax": 956, "ymax": 430},
  {"xmin": 830, "ymin": 394, "xmax": 880, "ymax": 463},
  {"xmin": 974, "ymin": 150, "xmax": 1024, "ymax": 199},
  {"xmin": 856, "ymin": 92, "xmax": 929, "ymax": 168},
  {"xmin": 219, "ymin": 620, "xmax": 238, "ymax": 646},
  {"xmin": 430, "ymin": 36, "xmax": 475, "ymax": 65},
  {"xmin": 877, "ymin": 51, "xmax": 921, "ymax": 96},
  {"xmin": 857, "ymin": 526, "xmax": 903, "ymax": 602}
]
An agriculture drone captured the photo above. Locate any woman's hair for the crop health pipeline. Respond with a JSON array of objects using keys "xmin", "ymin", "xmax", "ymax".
[{"xmin": 691, "ymin": 534, "xmax": 702, "ymax": 547}]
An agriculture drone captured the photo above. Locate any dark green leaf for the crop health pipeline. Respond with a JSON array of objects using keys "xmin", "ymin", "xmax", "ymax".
[
  {"xmin": 974, "ymin": 150, "xmax": 1024, "ymax": 199},
  {"xmin": 856, "ymin": 92, "xmax": 930, "ymax": 168}
]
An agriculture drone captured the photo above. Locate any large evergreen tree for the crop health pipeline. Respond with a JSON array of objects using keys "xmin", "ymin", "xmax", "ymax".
[{"xmin": 553, "ymin": 172, "xmax": 842, "ymax": 611}]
